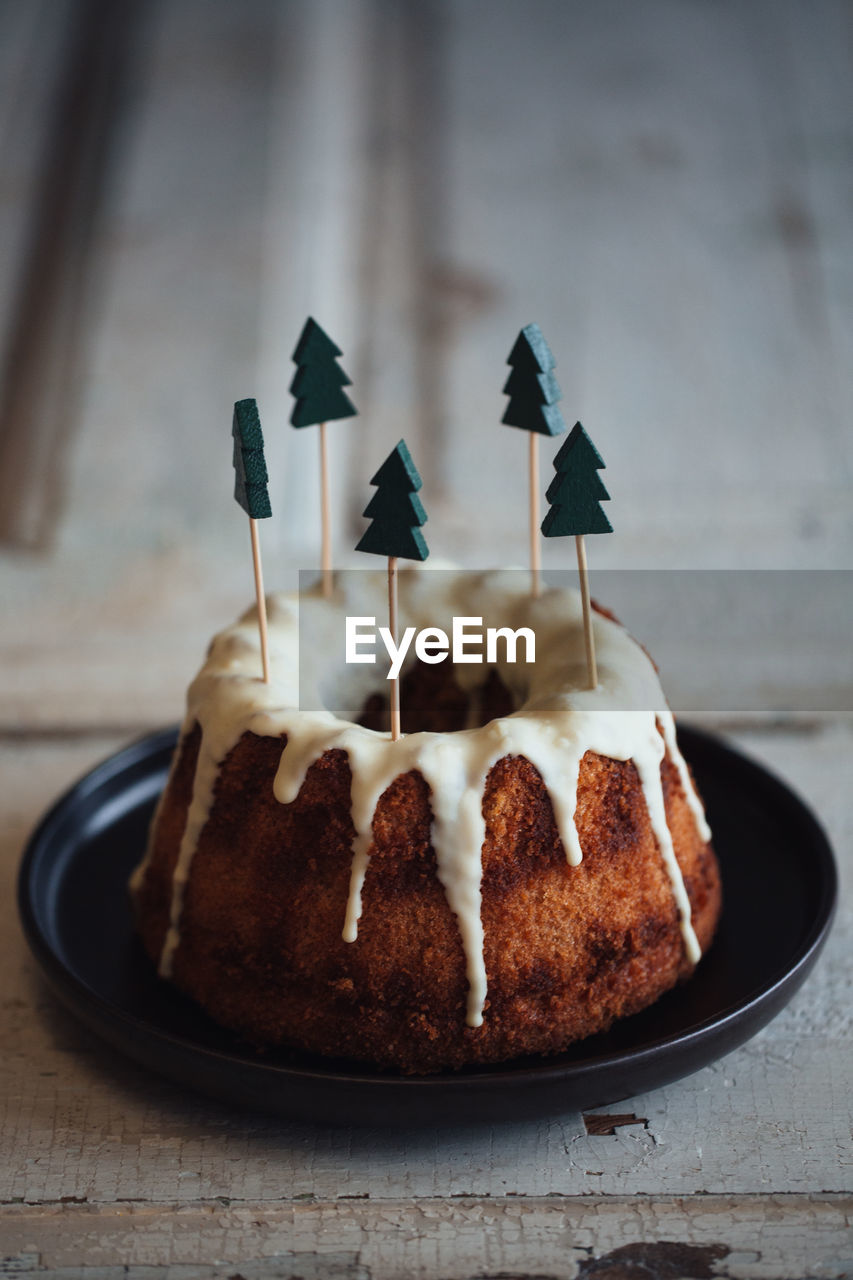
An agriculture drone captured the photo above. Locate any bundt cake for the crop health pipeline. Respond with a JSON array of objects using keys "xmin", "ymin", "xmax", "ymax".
[{"xmin": 130, "ymin": 569, "xmax": 721, "ymax": 1072}]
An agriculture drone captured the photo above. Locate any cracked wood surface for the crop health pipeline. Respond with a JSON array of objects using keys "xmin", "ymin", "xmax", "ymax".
[
  {"xmin": 0, "ymin": 0, "xmax": 851, "ymax": 1275},
  {"xmin": 1, "ymin": 1198, "xmax": 852, "ymax": 1278}
]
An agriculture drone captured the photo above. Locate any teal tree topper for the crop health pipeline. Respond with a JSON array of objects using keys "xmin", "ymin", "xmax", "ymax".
[
  {"xmin": 232, "ymin": 398, "xmax": 272, "ymax": 519},
  {"xmin": 290, "ymin": 317, "xmax": 357, "ymax": 427},
  {"xmin": 502, "ymin": 322, "xmax": 566, "ymax": 437},
  {"xmin": 541, "ymin": 422, "xmax": 612, "ymax": 538},
  {"xmin": 356, "ymin": 439, "xmax": 429, "ymax": 562}
]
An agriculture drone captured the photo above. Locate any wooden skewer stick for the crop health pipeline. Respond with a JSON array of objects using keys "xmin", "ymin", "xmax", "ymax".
[
  {"xmin": 388, "ymin": 555, "xmax": 401, "ymax": 740},
  {"xmin": 319, "ymin": 420, "xmax": 332, "ymax": 598},
  {"xmin": 529, "ymin": 431, "xmax": 541, "ymax": 598},
  {"xmin": 575, "ymin": 533, "xmax": 597, "ymax": 689},
  {"xmin": 356, "ymin": 440, "xmax": 427, "ymax": 738},
  {"xmin": 250, "ymin": 516, "xmax": 271, "ymax": 683}
]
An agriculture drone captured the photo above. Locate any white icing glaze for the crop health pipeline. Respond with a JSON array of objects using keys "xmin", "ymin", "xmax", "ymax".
[{"xmin": 149, "ymin": 570, "xmax": 711, "ymax": 1025}]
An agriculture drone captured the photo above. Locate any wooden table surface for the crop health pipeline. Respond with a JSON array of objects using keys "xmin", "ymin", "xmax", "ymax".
[{"xmin": 1, "ymin": 2, "xmax": 851, "ymax": 1275}]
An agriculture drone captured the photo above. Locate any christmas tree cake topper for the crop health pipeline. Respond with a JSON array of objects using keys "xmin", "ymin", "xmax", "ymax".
[
  {"xmin": 233, "ymin": 397, "xmax": 272, "ymax": 519},
  {"xmin": 502, "ymin": 323, "xmax": 566, "ymax": 438},
  {"xmin": 290, "ymin": 318, "xmax": 357, "ymax": 427},
  {"xmin": 502, "ymin": 323, "xmax": 567, "ymax": 597},
  {"xmin": 541, "ymin": 421, "xmax": 612, "ymax": 537},
  {"xmin": 356, "ymin": 438, "xmax": 429, "ymax": 562},
  {"xmin": 356, "ymin": 439, "xmax": 429, "ymax": 741},
  {"xmin": 289, "ymin": 317, "xmax": 358, "ymax": 598},
  {"xmin": 541, "ymin": 421, "xmax": 612, "ymax": 689},
  {"xmin": 232, "ymin": 398, "xmax": 272, "ymax": 682}
]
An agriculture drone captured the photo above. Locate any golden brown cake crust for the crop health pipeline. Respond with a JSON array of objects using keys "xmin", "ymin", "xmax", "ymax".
[{"xmin": 134, "ymin": 721, "xmax": 722, "ymax": 1073}]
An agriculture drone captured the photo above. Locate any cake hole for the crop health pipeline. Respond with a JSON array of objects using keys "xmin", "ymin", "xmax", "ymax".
[{"xmin": 355, "ymin": 663, "xmax": 514, "ymax": 734}]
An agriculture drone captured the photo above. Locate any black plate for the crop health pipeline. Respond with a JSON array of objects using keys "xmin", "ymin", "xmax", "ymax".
[{"xmin": 18, "ymin": 725, "xmax": 836, "ymax": 1127}]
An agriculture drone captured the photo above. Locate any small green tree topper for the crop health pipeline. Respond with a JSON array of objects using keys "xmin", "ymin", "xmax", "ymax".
[
  {"xmin": 232, "ymin": 398, "xmax": 272, "ymax": 520},
  {"xmin": 290, "ymin": 317, "xmax": 358, "ymax": 597},
  {"xmin": 541, "ymin": 421, "xmax": 612, "ymax": 691},
  {"xmin": 502, "ymin": 322, "xmax": 565, "ymax": 437},
  {"xmin": 541, "ymin": 421, "xmax": 612, "ymax": 537},
  {"xmin": 502, "ymin": 322, "xmax": 567, "ymax": 597},
  {"xmin": 232, "ymin": 398, "xmax": 272, "ymax": 682},
  {"xmin": 355, "ymin": 439, "xmax": 429, "ymax": 562},
  {"xmin": 290, "ymin": 317, "xmax": 357, "ymax": 428},
  {"xmin": 356, "ymin": 439, "xmax": 429, "ymax": 742}
]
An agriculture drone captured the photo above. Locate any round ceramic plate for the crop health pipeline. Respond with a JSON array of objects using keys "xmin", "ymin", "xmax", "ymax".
[{"xmin": 18, "ymin": 725, "xmax": 836, "ymax": 1127}]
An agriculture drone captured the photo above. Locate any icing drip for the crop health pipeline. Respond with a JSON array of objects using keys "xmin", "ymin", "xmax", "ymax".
[
  {"xmin": 659, "ymin": 710, "xmax": 713, "ymax": 844},
  {"xmin": 151, "ymin": 570, "xmax": 711, "ymax": 1022}
]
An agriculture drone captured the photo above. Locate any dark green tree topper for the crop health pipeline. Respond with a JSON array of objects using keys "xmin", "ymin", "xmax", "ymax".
[
  {"xmin": 232, "ymin": 398, "xmax": 272, "ymax": 519},
  {"xmin": 541, "ymin": 422, "xmax": 612, "ymax": 538},
  {"xmin": 356, "ymin": 439, "xmax": 429, "ymax": 562},
  {"xmin": 290, "ymin": 317, "xmax": 357, "ymax": 427},
  {"xmin": 502, "ymin": 322, "xmax": 565, "ymax": 437}
]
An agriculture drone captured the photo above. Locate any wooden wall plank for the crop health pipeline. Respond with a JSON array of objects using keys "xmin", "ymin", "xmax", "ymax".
[
  {"xmin": 0, "ymin": 1, "xmax": 72, "ymax": 342},
  {"xmin": 0, "ymin": 0, "xmax": 285, "ymax": 726},
  {"xmin": 255, "ymin": 0, "xmax": 374, "ymax": 571},
  {"xmin": 0, "ymin": 1, "xmax": 148, "ymax": 549},
  {"xmin": 420, "ymin": 0, "xmax": 853, "ymax": 568}
]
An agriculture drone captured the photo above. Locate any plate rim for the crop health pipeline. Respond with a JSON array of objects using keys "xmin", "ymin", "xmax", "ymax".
[{"xmin": 16, "ymin": 723, "xmax": 839, "ymax": 1109}]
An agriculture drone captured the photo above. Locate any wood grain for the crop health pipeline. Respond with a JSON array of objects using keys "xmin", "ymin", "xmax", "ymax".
[
  {"xmin": 0, "ymin": 0, "xmax": 147, "ymax": 549},
  {"xmin": 1, "ymin": 1197, "xmax": 851, "ymax": 1277}
]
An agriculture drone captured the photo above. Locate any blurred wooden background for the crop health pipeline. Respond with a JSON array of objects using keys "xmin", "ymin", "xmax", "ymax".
[
  {"xmin": 1, "ymin": 0, "xmax": 851, "ymax": 726},
  {"xmin": 0, "ymin": 2, "xmax": 851, "ymax": 1274}
]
